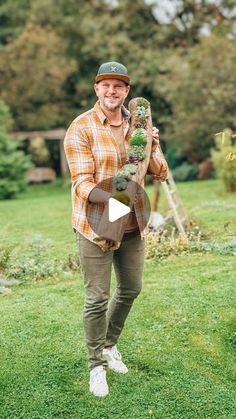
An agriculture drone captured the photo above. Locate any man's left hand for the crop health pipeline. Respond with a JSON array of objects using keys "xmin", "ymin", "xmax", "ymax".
[{"xmin": 152, "ymin": 126, "xmax": 160, "ymax": 152}]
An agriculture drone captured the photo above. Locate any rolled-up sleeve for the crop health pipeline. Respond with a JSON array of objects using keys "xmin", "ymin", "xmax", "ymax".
[
  {"xmin": 147, "ymin": 148, "xmax": 169, "ymax": 181},
  {"xmin": 64, "ymin": 121, "xmax": 96, "ymax": 201}
]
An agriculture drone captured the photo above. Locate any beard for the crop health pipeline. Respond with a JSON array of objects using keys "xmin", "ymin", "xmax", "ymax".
[{"xmin": 100, "ymin": 96, "xmax": 125, "ymax": 111}]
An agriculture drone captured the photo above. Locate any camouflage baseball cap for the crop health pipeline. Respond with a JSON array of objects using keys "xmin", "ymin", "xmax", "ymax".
[{"xmin": 95, "ymin": 61, "xmax": 130, "ymax": 84}]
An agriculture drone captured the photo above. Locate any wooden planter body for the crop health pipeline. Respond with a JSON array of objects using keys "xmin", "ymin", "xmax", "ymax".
[{"xmin": 97, "ymin": 97, "xmax": 153, "ymax": 241}]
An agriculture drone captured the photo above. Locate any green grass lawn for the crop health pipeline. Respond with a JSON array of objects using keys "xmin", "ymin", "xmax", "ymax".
[{"xmin": 0, "ymin": 179, "xmax": 235, "ymax": 418}]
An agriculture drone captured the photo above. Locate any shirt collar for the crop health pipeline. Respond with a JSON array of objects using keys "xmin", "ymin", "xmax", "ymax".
[{"xmin": 94, "ymin": 101, "xmax": 131, "ymax": 125}]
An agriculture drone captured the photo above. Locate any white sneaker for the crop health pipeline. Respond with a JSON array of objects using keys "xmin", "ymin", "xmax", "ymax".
[
  {"xmin": 103, "ymin": 345, "xmax": 128, "ymax": 374},
  {"xmin": 89, "ymin": 365, "xmax": 109, "ymax": 397}
]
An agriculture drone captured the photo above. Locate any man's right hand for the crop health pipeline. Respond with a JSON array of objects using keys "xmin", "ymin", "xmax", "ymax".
[{"xmin": 88, "ymin": 187, "xmax": 111, "ymax": 204}]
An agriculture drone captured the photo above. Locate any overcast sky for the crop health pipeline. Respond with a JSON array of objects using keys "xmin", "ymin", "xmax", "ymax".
[
  {"xmin": 148, "ymin": 0, "xmax": 178, "ymax": 23},
  {"xmin": 108, "ymin": 0, "xmax": 177, "ymax": 22},
  {"xmin": 109, "ymin": 0, "xmax": 236, "ymax": 25}
]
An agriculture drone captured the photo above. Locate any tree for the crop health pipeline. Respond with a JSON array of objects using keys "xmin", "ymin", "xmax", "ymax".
[
  {"xmin": 0, "ymin": 0, "xmax": 168, "ymax": 129},
  {"xmin": 152, "ymin": 0, "xmax": 236, "ymax": 47},
  {"xmin": 0, "ymin": 20, "xmax": 76, "ymax": 129},
  {"xmin": 1, "ymin": 0, "xmax": 235, "ymax": 152},
  {"xmin": 0, "ymin": 0, "xmax": 31, "ymax": 44},
  {"xmin": 160, "ymin": 34, "xmax": 236, "ymax": 162},
  {"xmin": 73, "ymin": 0, "xmax": 169, "ymax": 128}
]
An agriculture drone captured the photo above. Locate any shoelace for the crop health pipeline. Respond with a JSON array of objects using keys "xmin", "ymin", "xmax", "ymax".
[
  {"xmin": 112, "ymin": 346, "xmax": 122, "ymax": 360},
  {"xmin": 91, "ymin": 368, "xmax": 106, "ymax": 384}
]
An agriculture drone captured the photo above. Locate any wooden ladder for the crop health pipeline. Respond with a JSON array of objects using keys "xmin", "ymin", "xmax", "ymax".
[{"xmin": 161, "ymin": 170, "xmax": 190, "ymax": 239}]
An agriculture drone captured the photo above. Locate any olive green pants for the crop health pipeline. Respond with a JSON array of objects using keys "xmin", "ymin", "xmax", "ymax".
[{"xmin": 76, "ymin": 231, "xmax": 145, "ymax": 370}]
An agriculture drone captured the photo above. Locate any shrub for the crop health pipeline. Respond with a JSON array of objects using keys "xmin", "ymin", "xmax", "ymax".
[
  {"xmin": 145, "ymin": 227, "xmax": 202, "ymax": 260},
  {"xmin": 0, "ymin": 244, "xmax": 13, "ymax": 270},
  {"xmin": 145, "ymin": 229, "xmax": 236, "ymax": 261},
  {"xmin": 5, "ymin": 235, "xmax": 62, "ymax": 282},
  {"xmin": 64, "ymin": 253, "xmax": 80, "ymax": 271},
  {"xmin": 0, "ymin": 100, "xmax": 13, "ymax": 129},
  {"xmin": 199, "ymin": 240, "xmax": 236, "ymax": 256},
  {"xmin": 0, "ymin": 100, "xmax": 32, "ymax": 199},
  {"xmin": 211, "ymin": 129, "xmax": 236, "ymax": 192},
  {"xmin": 197, "ymin": 159, "xmax": 215, "ymax": 180},
  {"xmin": 165, "ymin": 145, "xmax": 184, "ymax": 169},
  {"xmin": 0, "ymin": 234, "xmax": 80, "ymax": 282},
  {"xmin": 172, "ymin": 162, "xmax": 199, "ymax": 182},
  {"xmin": 7, "ymin": 252, "xmax": 59, "ymax": 282}
]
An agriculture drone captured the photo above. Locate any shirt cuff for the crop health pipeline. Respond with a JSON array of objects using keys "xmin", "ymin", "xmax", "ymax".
[{"xmin": 74, "ymin": 181, "xmax": 96, "ymax": 202}]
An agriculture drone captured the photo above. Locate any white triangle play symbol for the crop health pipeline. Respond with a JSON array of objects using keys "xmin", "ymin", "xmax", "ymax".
[{"xmin": 108, "ymin": 198, "xmax": 130, "ymax": 222}]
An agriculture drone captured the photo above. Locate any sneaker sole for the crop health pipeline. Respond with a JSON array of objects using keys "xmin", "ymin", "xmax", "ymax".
[
  {"xmin": 90, "ymin": 391, "xmax": 109, "ymax": 397},
  {"xmin": 107, "ymin": 364, "xmax": 128, "ymax": 374}
]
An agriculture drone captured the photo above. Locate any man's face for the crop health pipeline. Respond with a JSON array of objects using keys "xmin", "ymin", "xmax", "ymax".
[{"xmin": 94, "ymin": 78, "xmax": 130, "ymax": 111}]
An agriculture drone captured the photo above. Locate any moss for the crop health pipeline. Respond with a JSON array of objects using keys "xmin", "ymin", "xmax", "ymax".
[{"xmin": 112, "ymin": 191, "xmax": 130, "ymax": 206}]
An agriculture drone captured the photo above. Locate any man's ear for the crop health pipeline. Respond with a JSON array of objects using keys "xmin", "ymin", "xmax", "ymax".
[
  {"xmin": 94, "ymin": 83, "xmax": 99, "ymax": 96},
  {"xmin": 125, "ymin": 84, "xmax": 131, "ymax": 97}
]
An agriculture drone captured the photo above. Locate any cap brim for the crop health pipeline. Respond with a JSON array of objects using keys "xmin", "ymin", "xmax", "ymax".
[{"xmin": 95, "ymin": 73, "xmax": 130, "ymax": 84}]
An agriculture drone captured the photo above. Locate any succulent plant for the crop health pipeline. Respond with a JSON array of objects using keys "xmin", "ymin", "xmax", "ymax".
[
  {"xmin": 112, "ymin": 174, "xmax": 128, "ymax": 191},
  {"xmin": 121, "ymin": 168, "xmax": 132, "ymax": 180},
  {"xmin": 135, "ymin": 106, "xmax": 148, "ymax": 119},
  {"xmin": 124, "ymin": 163, "xmax": 138, "ymax": 174},
  {"xmin": 135, "ymin": 100, "xmax": 149, "ymax": 129},
  {"xmin": 130, "ymin": 128, "xmax": 147, "ymax": 147},
  {"xmin": 127, "ymin": 145, "xmax": 146, "ymax": 161},
  {"xmin": 121, "ymin": 163, "xmax": 138, "ymax": 179},
  {"xmin": 112, "ymin": 98, "xmax": 149, "ymax": 190},
  {"xmin": 125, "ymin": 156, "xmax": 139, "ymax": 165},
  {"xmin": 136, "ymin": 98, "xmax": 149, "ymax": 109},
  {"xmin": 112, "ymin": 191, "xmax": 130, "ymax": 206}
]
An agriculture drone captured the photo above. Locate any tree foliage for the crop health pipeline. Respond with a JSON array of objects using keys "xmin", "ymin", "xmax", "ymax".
[
  {"xmin": 160, "ymin": 0, "xmax": 236, "ymax": 46},
  {"xmin": 160, "ymin": 34, "xmax": 236, "ymax": 162},
  {"xmin": 0, "ymin": 0, "xmax": 31, "ymax": 44},
  {"xmin": 0, "ymin": 0, "xmax": 235, "ymax": 166},
  {"xmin": 0, "ymin": 19, "xmax": 76, "ymax": 129}
]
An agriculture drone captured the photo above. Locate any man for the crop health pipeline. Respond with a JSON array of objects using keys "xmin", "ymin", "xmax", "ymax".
[{"xmin": 64, "ymin": 61, "xmax": 168, "ymax": 397}]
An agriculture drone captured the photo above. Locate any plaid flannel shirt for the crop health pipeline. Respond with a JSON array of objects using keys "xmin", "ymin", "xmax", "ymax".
[{"xmin": 64, "ymin": 101, "xmax": 168, "ymax": 251}]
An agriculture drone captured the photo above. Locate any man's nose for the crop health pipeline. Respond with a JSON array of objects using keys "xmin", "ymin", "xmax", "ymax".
[{"xmin": 107, "ymin": 86, "xmax": 116, "ymax": 94}]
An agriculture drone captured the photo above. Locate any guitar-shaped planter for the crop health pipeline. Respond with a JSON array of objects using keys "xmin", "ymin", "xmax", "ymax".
[{"xmin": 96, "ymin": 97, "xmax": 153, "ymax": 244}]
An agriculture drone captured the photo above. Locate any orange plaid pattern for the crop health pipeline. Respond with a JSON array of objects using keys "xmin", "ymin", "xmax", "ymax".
[{"xmin": 64, "ymin": 101, "xmax": 168, "ymax": 251}]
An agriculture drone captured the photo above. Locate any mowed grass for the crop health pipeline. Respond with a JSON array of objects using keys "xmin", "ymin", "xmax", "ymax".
[
  {"xmin": 0, "ymin": 179, "xmax": 235, "ymax": 419},
  {"xmin": 0, "ymin": 181, "xmax": 73, "ymax": 260}
]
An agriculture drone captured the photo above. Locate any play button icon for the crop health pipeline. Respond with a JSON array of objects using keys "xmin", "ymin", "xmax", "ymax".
[
  {"xmin": 108, "ymin": 198, "xmax": 130, "ymax": 222},
  {"xmin": 86, "ymin": 177, "xmax": 151, "ymax": 241}
]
